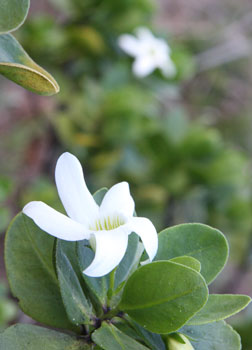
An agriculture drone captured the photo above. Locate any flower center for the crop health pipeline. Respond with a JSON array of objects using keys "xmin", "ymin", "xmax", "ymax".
[
  {"xmin": 149, "ymin": 47, "xmax": 158, "ymax": 57},
  {"xmin": 89, "ymin": 213, "xmax": 126, "ymax": 231}
]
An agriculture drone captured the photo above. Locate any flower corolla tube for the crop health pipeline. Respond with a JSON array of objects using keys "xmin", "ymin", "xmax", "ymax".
[{"xmin": 23, "ymin": 152, "xmax": 158, "ymax": 277}]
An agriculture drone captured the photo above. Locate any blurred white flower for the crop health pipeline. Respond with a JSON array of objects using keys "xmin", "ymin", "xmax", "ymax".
[
  {"xmin": 118, "ymin": 27, "xmax": 176, "ymax": 78},
  {"xmin": 23, "ymin": 152, "xmax": 158, "ymax": 277}
]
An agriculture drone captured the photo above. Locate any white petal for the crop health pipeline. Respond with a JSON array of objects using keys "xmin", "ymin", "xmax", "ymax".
[
  {"xmin": 23, "ymin": 201, "xmax": 90, "ymax": 241},
  {"xmin": 83, "ymin": 227, "xmax": 130, "ymax": 277},
  {"xmin": 99, "ymin": 182, "xmax": 135, "ymax": 218},
  {"xmin": 156, "ymin": 38, "xmax": 171, "ymax": 54},
  {"xmin": 129, "ymin": 217, "xmax": 158, "ymax": 261},
  {"xmin": 132, "ymin": 56, "xmax": 157, "ymax": 77},
  {"xmin": 160, "ymin": 58, "xmax": 177, "ymax": 77},
  {"xmin": 118, "ymin": 34, "xmax": 141, "ymax": 57},
  {"xmin": 55, "ymin": 152, "xmax": 99, "ymax": 225},
  {"xmin": 135, "ymin": 27, "xmax": 154, "ymax": 43}
]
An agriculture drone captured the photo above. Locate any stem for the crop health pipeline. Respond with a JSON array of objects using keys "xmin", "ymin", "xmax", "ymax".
[
  {"xmin": 107, "ymin": 267, "xmax": 116, "ymax": 307},
  {"xmin": 101, "ymin": 306, "xmax": 120, "ymax": 321}
]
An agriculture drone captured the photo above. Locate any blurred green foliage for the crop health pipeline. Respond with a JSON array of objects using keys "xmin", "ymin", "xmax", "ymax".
[
  {"xmin": 0, "ymin": 177, "xmax": 13, "ymax": 233},
  {"xmin": 0, "ymin": 282, "xmax": 17, "ymax": 330}
]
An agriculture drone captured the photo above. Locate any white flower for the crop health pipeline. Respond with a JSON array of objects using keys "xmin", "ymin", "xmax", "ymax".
[
  {"xmin": 23, "ymin": 152, "xmax": 158, "ymax": 277},
  {"xmin": 118, "ymin": 27, "xmax": 176, "ymax": 78}
]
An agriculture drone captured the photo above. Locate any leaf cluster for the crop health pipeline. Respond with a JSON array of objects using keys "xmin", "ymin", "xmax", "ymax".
[{"xmin": 1, "ymin": 189, "xmax": 251, "ymax": 349}]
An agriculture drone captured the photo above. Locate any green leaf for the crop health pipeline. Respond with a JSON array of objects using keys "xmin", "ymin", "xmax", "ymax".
[
  {"xmin": 181, "ymin": 321, "xmax": 241, "ymax": 350},
  {"xmin": 77, "ymin": 241, "xmax": 109, "ymax": 306},
  {"xmin": 0, "ymin": 0, "xmax": 30, "ymax": 34},
  {"xmin": 119, "ymin": 261, "xmax": 208, "ymax": 334},
  {"xmin": 155, "ymin": 223, "xmax": 228, "ymax": 284},
  {"xmin": 187, "ymin": 294, "xmax": 251, "ymax": 325},
  {"xmin": 5, "ymin": 213, "xmax": 73, "ymax": 330},
  {"xmin": 112, "ymin": 316, "xmax": 166, "ymax": 350},
  {"xmin": 124, "ymin": 317, "xmax": 166, "ymax": 350},
  {"xmin": 111, "ymin": 317, "xmax": 142, "ymax": 342},
  {"xmin": 92, "ymin": 322, "xmax": 150, "ymax": 350},
  {"xmin": 93, "ymin": 187, "xmax": 108, "ymax": 205},
  {"xmin": 56, "ymin": 240, "xmax": 94, "ymax": 325},
  {"xmin": 170, "ymin": 256, "xmax": 201, "ymax": 272},
  {"xmin": 57, "ymin": 240, "xmax": 103, "ymax": 316},
  {"xmin": 0, "ymin": 324, "xmax": 89, "ymax": 350},
  {"xmin": 0, "ymin": 34, "xmax": 59, "ymax": 95}
]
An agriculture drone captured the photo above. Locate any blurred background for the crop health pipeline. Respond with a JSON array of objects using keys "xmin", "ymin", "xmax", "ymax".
[{"xmin": 0, "ymin": 0, "xmax": 252, "ymax": 347}]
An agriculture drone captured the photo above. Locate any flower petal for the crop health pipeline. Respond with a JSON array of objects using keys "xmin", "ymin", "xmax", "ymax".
[
  {"xmin": 118, "ymin": 34, "xmax": 141, "ymax": 56},
  {"xmin": 55, "ymin": 152, "xmax": 99, "ymax": 225},
  {"xmin": 132, "ymin": 56, "xmax": 157, "ymax": 77},
  {"xmin": 129, "ymin": 217, "xmax": 158, "ymax": 261},
  {"xmin": 135, "ymin": 27, "xmax": 154, "ymax": 43},
  {"xmin": 23, "ymin": 201, "xmax": 90, "ymax": 241},
  {"xmin": 99, "ymin": 182, "xmax": 135, "ymax": 218},
  {"xmin": 160, "ymin": 58, "xmax": 177, "ymax": 77},
  {"xmin": 83, "ymin": 227, "xmax": 130, "ymax": 277}
]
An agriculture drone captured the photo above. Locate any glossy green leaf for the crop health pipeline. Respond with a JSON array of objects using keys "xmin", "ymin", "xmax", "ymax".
[
  {"xmin": 155, "ymin": 223, "xmax": 228, "ymax": 284},
  {"xmin": 5, "ymin": 213, "xmax": 73, "ymax": 330},
  {"xmin": 0, "ymin": 324, "xmax": 89, "ymax": 350},
  {"xmin": 181, "ymin": 321, "xmax": 241, "ymax": 350},
  {"xmin": 111, "ymin": 317, "xmax": 142, "ymax": 342},
  {"xmin": 0, "ymin": 34, "xmax": 59, "ymax": 95},
  {"xmin": 187, "ymin": 294, "xmax": 251, "ymax": 325},
  {"xmin": 170, "ymin": 256, "xmax": 201, "ymax": 272},
  {"xmin": 0, "ymin": 0, "xmax": 30, "ymax": 34},
  {"xmin": 112, "ymin": 317, "xmax": 166, "ymax": 350},
  {"xmin": 78, "ymin": 241, "xmax": 109, "ymax": 306},
  {"xmin": 124, "ymin": 317, "xmax": 166, "ymax": 350},
  {"xmin": 56, "ymin": 240, "xmax": 94, "ymax": 325},
  {"xmin": 120, "ymin": 261, "xmax": 208, "ymax": 334},
  {"xmin": 92, "ymin": 322, "xmax": 150, "ymax": 350}
]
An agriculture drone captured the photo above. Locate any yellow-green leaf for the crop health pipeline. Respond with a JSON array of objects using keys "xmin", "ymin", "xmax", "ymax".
[
  {"xmin": 0, "ymin": 34, "xmax": 59, "ymax": 95},
  {"xmin": 0, "ymin": 0, "xmax": 30, "ymax": 34},
  {"xmin": 187, "ymin": 294, "xmax": 251, "ymax": 325}
]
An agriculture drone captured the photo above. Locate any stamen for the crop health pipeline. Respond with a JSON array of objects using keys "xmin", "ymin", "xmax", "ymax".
[
  {"xmin": 107, "ymin": 216, "xmax": 112, "ymax": 230},
  {"xmin": 90, "ymin": 213, "xmax": 125, "ymax": 231},
  {"xmin": 104, "ymin": 218, "xmax": 108, "ymax": 230}
]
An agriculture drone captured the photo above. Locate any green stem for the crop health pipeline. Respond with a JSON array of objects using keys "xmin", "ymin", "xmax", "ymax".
[
  {"xmin": 101, "ymin": 306, "xmax": 120, "ymax": 321},
  {"xmin": 107, "ymin": 267, "xmax": 116, "ymax": 307}
]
